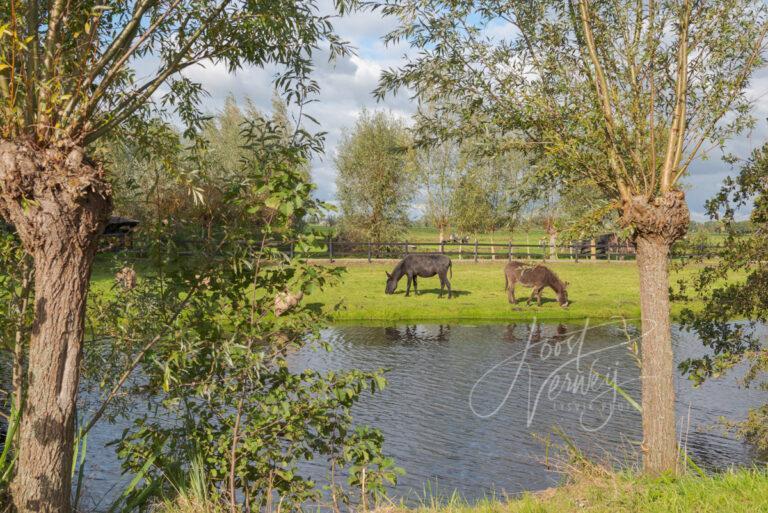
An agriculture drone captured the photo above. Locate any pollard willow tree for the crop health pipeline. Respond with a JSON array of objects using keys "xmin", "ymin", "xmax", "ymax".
[
  {"xmin": 373, "ymin": 0, "xmax": 768, "ymax": 473},
  {"xmin": 0, "ymin": 1, "xmax": 353, "ymax": 511}
]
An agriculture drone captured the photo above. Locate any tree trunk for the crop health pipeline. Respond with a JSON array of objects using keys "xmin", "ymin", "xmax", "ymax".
[
  {"xmin": 0, "ymin": 141, "xmax": 110, "ymax": 513},
  {"xmin": 622, "ymin": 191, "xmax": 689, "ymax": 475},
  {"xmin": 438, "ymin": 226, "xmax": 445, "ymax": 243},
  {"xmin": 635, "ymin": 236, "xmax": 677, "ymax": 473},
  {"xmin": 549, "ymin": 232, "xmax": 558, "ymax": 261}
]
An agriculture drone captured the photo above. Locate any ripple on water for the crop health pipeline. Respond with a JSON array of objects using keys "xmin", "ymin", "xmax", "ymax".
[
  {"xmin": 290, "ymin": 321, "xmax": 765, "ymax": 503},
  {"xmin": 75, "ymin": 321, "xmax": 765, "ymax": 508}
]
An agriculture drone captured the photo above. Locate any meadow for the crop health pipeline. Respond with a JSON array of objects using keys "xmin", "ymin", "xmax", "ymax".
[
  {"xmin": 374, "ymin": 468, "xmax": 768, "ymax": 513},
  {"xmin": 306, "ymin": 259, "xmax": 706, "ymax": 322}
]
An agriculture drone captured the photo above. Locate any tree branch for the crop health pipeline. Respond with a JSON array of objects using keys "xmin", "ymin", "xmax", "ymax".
[
  {"xmin": 61, "ymin": 0, "xmax": 156, "ymax": 123},
  {"xmin": 672, "ymin": 20, "xmax": 768, "ymax": 187},
  {"xmin": 576, "ymin": 0, "xmax": 631, "ymax": 200},
  {"xmin": 37, "ymin": 0, "xmax": 66, "ymax": 119},
  {"xmin": 24, "ymin": 0, "xmax": 39, "ymax": 127},
  {"xmin": 81, "ymin": 0, "xmax": 234, "ymax": 144},
  {"xmin": 660, "ymin": 0, "xmax": 689, "ymax": 192},
  {"xmin": 74, "ymin": 0, "xmax": 184, "ymax": 127}
]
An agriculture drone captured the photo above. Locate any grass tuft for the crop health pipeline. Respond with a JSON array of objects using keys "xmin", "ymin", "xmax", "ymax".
[{"xmin": 372, "ymin": 468, "xmax": 768, "ymax": 513}]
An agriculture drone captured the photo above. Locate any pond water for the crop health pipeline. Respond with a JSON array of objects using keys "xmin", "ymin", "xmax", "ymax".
[{"xmin": 80, "ymin": 321, "xmax": 765, "ymax": 508}]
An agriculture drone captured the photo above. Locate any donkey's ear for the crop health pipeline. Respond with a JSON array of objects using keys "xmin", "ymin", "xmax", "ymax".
[
  {"xmin": 385, "ymin": 271, "xmax": 391, "ymax": 279},
  {"xmin": 564, "ymin": 281, "xmax": 570, "ymax": 288}
]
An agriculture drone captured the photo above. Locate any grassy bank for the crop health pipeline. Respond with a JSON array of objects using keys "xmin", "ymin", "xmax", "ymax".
[
  {"xmin": 153, "ymin": 468, "xmax": 768, "ymax": 513},
  {"xmin": 307, "ymin": 259, "xmax": 701, "ymax": 322},
  {"xmin": 378, "ymin": 468, "xmax": 768, "ymax": 513}
]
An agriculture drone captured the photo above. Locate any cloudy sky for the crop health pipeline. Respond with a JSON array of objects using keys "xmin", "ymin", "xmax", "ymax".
[{"xmin": 181, "ymin": 4, "xmax": 768, "ymax": 221}]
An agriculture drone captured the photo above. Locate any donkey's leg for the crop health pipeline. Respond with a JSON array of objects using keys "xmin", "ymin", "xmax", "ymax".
[
  {"xmin": 536, "ymin": 287, "xmax": 543, "ymax": 306},
  {"xmin": 527, "ymin": 288, "xmax": 537, "ymax": 306},
  {"xmin": 413, "ymin": 275, "xmax": 418, "ymax": 295},
  {"xmin": 440, "ymin": 271, "xmax": 451, "ymax": 298},
  {"xmin": 438, "ymin": 275, "xmax": 444, "ymax": 298},
  {"xmin": 405, "ymin": 275, "xmax": 412, "ymax": 297},
  {"xmin": 507, "ymin": 278, "xmax": 516, "ymax": 304}
]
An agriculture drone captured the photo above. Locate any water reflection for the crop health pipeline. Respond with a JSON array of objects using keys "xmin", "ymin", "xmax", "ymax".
[
  {"xmin": 289, "ymin": 321, "xmax": 765, "ymax": 503},
  {"xmin": 76, "ymin": 321, "xmax": 765, "ymax": 508}
]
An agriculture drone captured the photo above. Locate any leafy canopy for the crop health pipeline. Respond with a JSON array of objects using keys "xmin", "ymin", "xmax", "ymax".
[
  {"xmin": 335, "ymin": 109, "xmax": 414, "ymax": 243},
  {"xmin": 0, "ymin": 0, "xmax": 354, "ymax": 146},
  {"xmin": 677, "ymin": 146, "xmax": 768, "ymax": 449},
  {"xmin": 373, "ymin": 0, "xmax": 768, "ymax": 210}
]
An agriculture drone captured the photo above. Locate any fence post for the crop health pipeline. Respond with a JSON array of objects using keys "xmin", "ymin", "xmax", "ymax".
[
  {"xmin": 508, "ymin": 241, "xmax": 512, "ymax": 261},
  {"xmin": 474, "ymin": 239, "xmax": 479, "ymax": 262},
  {"xmin": 590, "ymin": 238, "xmax": 596, "ymax": 261},
  {"xmin": 328, "ymin": 237, "xmax": 334, "ymax": 262},
  {"xmin": 368, "ymin": 241, "xmax": 372, "ymax": 263},
  {"xmin": 405, "ymin": 240, "xmax": 409, "ymax": 256},
  {"xmin": 459, "ymin": 241, "xmax": 463, "ymax": 260},
  {"xmin": 440, "ymin": 240, "xmax": 445, "ymax": 254}
]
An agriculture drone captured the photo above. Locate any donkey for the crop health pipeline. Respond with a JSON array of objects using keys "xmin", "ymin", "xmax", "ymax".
[
  {"xmin": 504, "ymin": 261, "xmax": 569, "ymax": 307},
  {"xmin": 385, "ymin": 254, "xmax": 453, "ymax": 298}
]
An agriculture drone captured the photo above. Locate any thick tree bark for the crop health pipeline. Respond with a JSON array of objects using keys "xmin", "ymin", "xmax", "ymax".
[
  {"xmin": 635, "ymin": 236, "xmax": 677, "ymax": 472},
  {"xmin": 622, "ymin": 190, "xmax": 689, "ymax": 474},
  {"xmin": 0, "ymin": 140, "xmax": 110, "ymax": 513}
]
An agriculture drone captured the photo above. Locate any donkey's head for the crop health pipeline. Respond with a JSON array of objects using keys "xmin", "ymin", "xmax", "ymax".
[
  {"xmin": 385, "ymin": 271, "xmax": 398, "ymax": 294},
  {"xmin": 557, "ymin": 281, "xmax": 570, "ymax": 307}
]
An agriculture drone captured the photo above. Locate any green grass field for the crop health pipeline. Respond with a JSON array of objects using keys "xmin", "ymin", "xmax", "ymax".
[
  {"xmin": 307, "ymin": 259, "xmax": 703, "ymax": 322},
  {"xmin": 377, "ymin": 468, "xmax": 768, "ymax": 513}
]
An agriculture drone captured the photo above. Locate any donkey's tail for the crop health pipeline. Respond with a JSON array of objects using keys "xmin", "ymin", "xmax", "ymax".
[
  {"xmin": 504, "ymin": 274, "xmax": 508, "ymax": 291},
  {"xmin": 449, "ymin": 260, "xmax": 453, "ymax": 278}
]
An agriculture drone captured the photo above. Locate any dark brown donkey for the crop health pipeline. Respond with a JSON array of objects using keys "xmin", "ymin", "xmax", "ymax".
[
  {"xmin": 504, "ymin": 261, "xmax": 569, "ymax": 307},
  {"xmin": 385, "ymin": 254, "xmax": 453, "ymax": 298}
]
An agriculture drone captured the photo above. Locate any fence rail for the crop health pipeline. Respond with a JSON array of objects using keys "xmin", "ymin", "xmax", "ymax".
[
  {"xmin": 101, "ymin": 234, "xmax": 722, "ymax": 262},
  {"xmin": 321, "ymin": 239, "xmax": 720, "ymax": 262}
]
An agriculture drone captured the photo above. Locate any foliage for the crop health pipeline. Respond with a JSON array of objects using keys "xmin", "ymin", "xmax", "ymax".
[
  {"xmin": 678, "ymin": 143, "xmax": 768, "ymax": 450},
  {"xmin": 0, "ymin": 0, "xmax": 356, "ymax": 146},
  {"xmin": 450, "ymin": 148, "xmax": 530, "ymax": 238},
  {"xmin": 374, "ymin": 0, "xmax": 768, "ymax": 207},
  {"xmin": 335, "ymin": 110, "xmax": 415, "ymax": 243},
  {"xmin": 0, "ymin": 231, "xmax": 31, "ymax": 502},
  {"xmin": 0, "ymin": 231, "xmax": 31, "ymax": 353},
  {"xmin": 83, "ymin": 117, "xmax": 400, "ymax": 511},
  {"xmin": 102, "ymin": 95, "xmax": 306, "ymax": 238},
  {"xmin": 412, "ymin": 141, "xmax": 461, "ymax": 239}
]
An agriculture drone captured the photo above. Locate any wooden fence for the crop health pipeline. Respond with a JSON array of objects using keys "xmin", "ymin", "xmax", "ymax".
[
  {"xmin": 321, "ymin": 239, "xmax": 720, "ymax": 262},
  {"xmin": 102, "ymin": 235, "xmax": 721, "ymax": 262}
]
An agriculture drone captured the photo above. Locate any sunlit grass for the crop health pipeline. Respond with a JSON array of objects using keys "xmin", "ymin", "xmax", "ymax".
[
  {"xmin": 306, "ymin": 259, "xmax": 707, "ymax": 322},
  {"xmin": 375, "ymin": 468, "xmax": 768, "ymax": 513}
]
